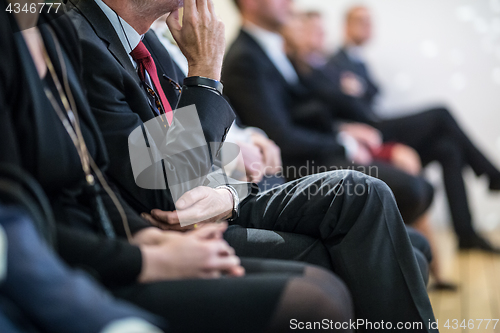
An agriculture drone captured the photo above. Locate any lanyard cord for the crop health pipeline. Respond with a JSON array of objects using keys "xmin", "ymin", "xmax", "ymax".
[{"xmin": 40, "ymin": 27, "xmax": 132, "ymax": 242}]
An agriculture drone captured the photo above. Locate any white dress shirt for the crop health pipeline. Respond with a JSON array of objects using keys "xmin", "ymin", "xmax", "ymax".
[
  {"xmin": 93, "ymin": 0, "xmax": 141, "ymax": 66},
  {"xmin": 242, "ymin": 21, "xmax": 299, "ymax": 85},
  {"xmin": 94, "ymin": 0, "xmax": 158, "ymax": 108},
  {"xmin": 243, "ymin": 21, "xmax": 358, "ymax": 160}
]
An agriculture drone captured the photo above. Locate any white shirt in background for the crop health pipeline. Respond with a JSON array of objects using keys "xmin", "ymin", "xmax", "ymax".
[{"xmin": 242, "ymin": 21, "xmax": 299, "ymax": 85}]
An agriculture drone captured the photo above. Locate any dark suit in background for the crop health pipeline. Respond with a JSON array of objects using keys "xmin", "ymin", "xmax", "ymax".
[
  {"xmin": 223, "ymin": 30, "xmax": 433, "ymax": 226},
  {"xmin": 328, "ymin": 48, "xmax": 500, "ymax": 245},
  {"xmin": 222, "ymin": 29, "xmax": 438, "ymax": 329}
]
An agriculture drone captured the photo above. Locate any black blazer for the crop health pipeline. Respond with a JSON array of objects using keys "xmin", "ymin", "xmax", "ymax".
[
  {"xmin": 327, "ymin": 48, "xmax": 380, "ymax": 110},
  {"xmin": 0, "ymin": 5, "xmax": 149, "ymax": 287},
  {"xmin": 222, "ymin": 29, "xmax": 346, "ymax": 166},
  {"xmin": 66, "ymin": 0, "xmax": 236, "ymax": 214}
]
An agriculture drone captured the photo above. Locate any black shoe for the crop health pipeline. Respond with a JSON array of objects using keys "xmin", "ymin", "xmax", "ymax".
[
  {"xmin": 489, "ymin": 175, "xmax": 500, "ymax": 191},
  {"xmin": 459, "ymin": 235, "xmax": 500, "ymax": 254}
]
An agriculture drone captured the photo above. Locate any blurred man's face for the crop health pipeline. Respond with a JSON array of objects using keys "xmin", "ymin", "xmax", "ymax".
[
  {"xmin": 130, "ymin": 0, "xmax": 184, "ymax": 17},
  {"xmin": 346, "ymin": 7, "xmax": 372, "ymax": 46},
  {"xmin": 253, "ymin": 0, "xmax": 293, "ymax": 29},
  {"xmin": 305, "ymin": 16, "xmax": 326, "ymax": 53}
]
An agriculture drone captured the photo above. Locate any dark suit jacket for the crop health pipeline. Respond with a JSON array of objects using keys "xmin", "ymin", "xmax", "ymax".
[
  {"xmin": 223, "ymin": 29, "xmax": 347, "ymax": 167},
  {"xmin": 327, "ymin": 48, "xmax": 380, "ymax": 110},
  {"xmin": 0, "ymin": 6, "xmax": 150, "ymax": 287},
  {"xmin": 66, "ymin": 0, "xmax": 236, "ymax": 214}
]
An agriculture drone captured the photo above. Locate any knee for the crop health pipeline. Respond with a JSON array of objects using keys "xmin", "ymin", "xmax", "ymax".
[
  {"xmin": 432, "ymin": 140, "xmax": 462, "ymax": 164},
  {"xmin": 402, "ymin": 177, "xmax": 434, "ymax": 219},
  {"xmin": 294, "ymin": 274, "xmax": 354, "ymax": 324},
  {"xmin": 427, "ymin": 106, "xmax": 452, "ymax": 121},
  {"xmin": 406, "ymin": 227, "xmax": 432, "ymax": 263},
  {"xmin": 411, "ymin": 179, "xmax": 434, "ymax": 214},
  {"xmin": 414, "ymin": 249, "xmax": 430, "ymax": 286},
  {"xmin": 335, "ymin": 170, "xmax": 393, "ymax": 200}
]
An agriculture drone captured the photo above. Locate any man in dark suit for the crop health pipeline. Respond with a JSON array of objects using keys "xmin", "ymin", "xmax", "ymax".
[
  {"xmin": 66, "ymin": 0, "xmax": 437, "ymax": 329},
  {"xmin": 222, "ymin": 0, "xmax": 435, "ymax": 226},
  {"xmin": 328, "ymin": 6, "xmax": 500, "ymax": 252}
]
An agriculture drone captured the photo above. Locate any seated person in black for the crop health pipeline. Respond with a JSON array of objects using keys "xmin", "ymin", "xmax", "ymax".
[
  {"xmin": 331, "ymin": 6, "xmax": 500, "ymax": 253},
  {"xmin": 281, "ymin": 10, "xmax": 455, "ymax": 290},
  {"xmin": 0, "ymin": 2, "xmax": 354, "ymax": 332}
]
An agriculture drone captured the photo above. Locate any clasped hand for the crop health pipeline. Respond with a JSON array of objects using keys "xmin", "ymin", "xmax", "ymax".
[{"xmin": 142, "ymin": 186, "xmax": 234, "ymax": 231}]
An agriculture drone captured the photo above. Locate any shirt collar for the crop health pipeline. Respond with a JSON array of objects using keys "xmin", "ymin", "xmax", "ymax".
[
  {"xmin": 93, "ymin": 0, "xmax": 142, "ymax": 54},
  {"xmin": 344, "ymin": 45, "xmax": 365, "ymax": 64},
  {"xmin": 242, "ymin": 21, "xmax": 299, "ymax": 84},
  {"xmin": 243, "ymin": 21, "xmax": 285, "ymax": 57}
]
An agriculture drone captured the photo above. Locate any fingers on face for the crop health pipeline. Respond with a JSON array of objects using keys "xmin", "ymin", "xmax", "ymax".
[
  {"xmin": 166, "ymin": 9, "xmax": 182, "ymax": 32},
  {"xmin": 196, "ymin": 0, "xmax": 210, "ymax": 17},
  {"xmin": 207, "ymin": 0, "xmax": 216, "ymax": 15},
  {"xmin": 183, "ymin": 0, "xmax": 196, "ymax": 18}
]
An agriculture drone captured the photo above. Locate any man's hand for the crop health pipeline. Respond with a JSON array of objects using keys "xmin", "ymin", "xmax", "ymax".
[
  {"xmin": 238, "ymin": 141, "xmax": 265, "ymax": 183},
  {"xmin": 340, "ymin": 123, "xmax": 383, "ymax": 152},
  {"xmin": 138, "ymin": 223, "xmax": 245, "ymax": 282},
  {"xmin": 340, "ymin": 71, "xmax": 365, "ymax": 97},
  {"xmin": 390, "ymin": 143, "xmax": 422, "ymax": 176},
  {"xmin": 250, "ymin": 132, "xmax": 282, "ymax": 175},
  {"xmin": 140, "ymin": 213, "xmax": 198, "ymax": 232},
  {"xmin": 149, "ymin": 186, "xmax": 234, "ymax": 227},
  {"xmin": 351, "ymin": 144, "xmax": 373, "ymax": 165},
  {"xmin": 166, "ymin": 0, "xmax": 225, "ymax": 81}
]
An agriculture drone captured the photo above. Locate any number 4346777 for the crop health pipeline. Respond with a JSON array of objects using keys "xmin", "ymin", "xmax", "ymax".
[
  {"xmin": 443, "ymin": 319, "xmax": 499, "ymax": 330},
  {"xmin": 6, "ymin": 2, "xmax": 61, "ymax": 14}
]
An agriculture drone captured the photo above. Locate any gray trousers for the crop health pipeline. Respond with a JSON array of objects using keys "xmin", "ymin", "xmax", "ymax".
[{"xmin": 225, "ymin": 170, "xmax": 437, "ymax": 332}]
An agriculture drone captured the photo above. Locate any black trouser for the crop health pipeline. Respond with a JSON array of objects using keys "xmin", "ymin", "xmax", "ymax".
[
  {"xmin": 316, "ymin": 160, "xmax": 434, "ymax": 226},
  {"xmin": 231, "ymin": 171, "xmax": 437, "ymax": 332},
  {"xmin": 225, "ymin": 223, "xmax": 431, "ymax": 286},
  {"xmin": 114, "ymin": 258, "xmax": 353, "ymax": 333},
  {"xmin": 376, "ymin": 107, "xmax": 500, "ymax": 239}
]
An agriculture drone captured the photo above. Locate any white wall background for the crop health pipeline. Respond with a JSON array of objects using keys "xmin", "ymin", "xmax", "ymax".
[{"xmin": 213, "ymin": 0, "xmax": 500, "ymax": 231}]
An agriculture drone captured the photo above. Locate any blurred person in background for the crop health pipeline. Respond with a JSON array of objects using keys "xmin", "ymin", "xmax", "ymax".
[
  {"xmin": 153, "ymin": 17, "xmax": 285, "ymax": 189},
  {"xmin": 325, "ymin": 5, "xmax": 500, "ymax": 253},
  {"xmin": 282, "ymin": 10, "xmax": 457, "ymax": 290},
  {"xmin": 223, "ymin": 1, "xmax": 442, "ymax": 327},
  {"xmin": 224, "ymin": 0, "xmax": 439, "ymax": 287}
]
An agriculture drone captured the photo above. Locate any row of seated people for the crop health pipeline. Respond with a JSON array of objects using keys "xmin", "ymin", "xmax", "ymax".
[
  {"xmin": 0, "ymin": 0, "xmax": 448, "ymax": 331},
  {"xmin": 222, "ymin": 1, "xmax": 500, "ymax": 288}
]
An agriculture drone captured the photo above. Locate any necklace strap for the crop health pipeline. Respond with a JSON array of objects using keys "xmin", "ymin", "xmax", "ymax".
[{"xmin": 38, "ymin": 27, "xmax": 132, "ymax": 241}]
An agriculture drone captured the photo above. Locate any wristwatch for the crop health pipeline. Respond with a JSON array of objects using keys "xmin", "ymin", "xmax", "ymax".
[
  {"xmin": 183, "ymin": 76, "xmax": 224, "ymax": 95},
  {"xmin": 216, "ymin": 185, "xmax": 240, "ymax": 221}
]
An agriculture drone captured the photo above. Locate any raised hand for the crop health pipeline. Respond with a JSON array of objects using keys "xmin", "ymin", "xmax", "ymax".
[{"xmin": 166, "ymin": 0, "xmax": 225, "ymax": 81}]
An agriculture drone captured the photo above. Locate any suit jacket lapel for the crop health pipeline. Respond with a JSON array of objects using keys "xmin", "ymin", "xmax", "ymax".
[
  {"xmin": 239, "ymin": 30, "xmax": 305, "ymax": 96},
  {"xmin": 68, "ymin": 0, "xmax": 140, "ymax": 85}
]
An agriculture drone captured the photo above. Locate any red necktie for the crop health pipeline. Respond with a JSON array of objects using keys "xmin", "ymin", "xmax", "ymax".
[{"xmin": 130, "ymin": 41, "xmax": 173, "ymax": 124}]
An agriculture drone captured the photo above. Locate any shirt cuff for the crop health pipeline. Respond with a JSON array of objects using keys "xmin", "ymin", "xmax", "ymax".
[{"xmin": 337, "ymin": 132, "xmax": 359, "ymax": 160}]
